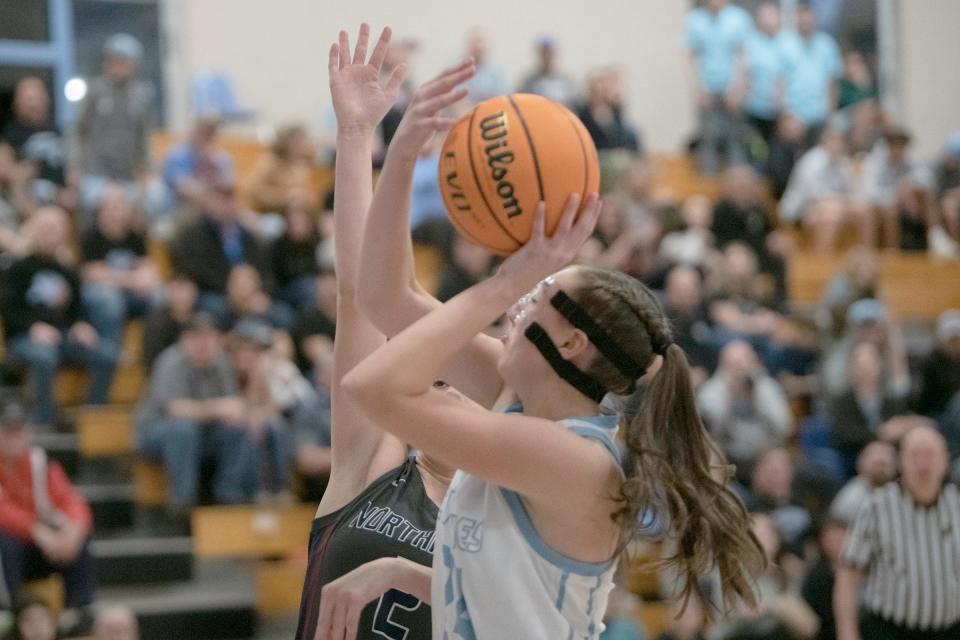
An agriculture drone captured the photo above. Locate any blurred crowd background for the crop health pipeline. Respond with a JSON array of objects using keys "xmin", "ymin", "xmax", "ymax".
[{"xmin": 0, "ymin": 0, "xmax": 958, "ymax": 639}]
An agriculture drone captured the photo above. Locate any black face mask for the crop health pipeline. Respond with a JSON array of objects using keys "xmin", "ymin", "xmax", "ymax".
[{"xmin": 524, "ymin": 290, "xmax": 648, "ymax": 404}]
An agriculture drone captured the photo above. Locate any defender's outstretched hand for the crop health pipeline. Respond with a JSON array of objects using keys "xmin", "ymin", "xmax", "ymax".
[
  {"xmin": 330, "ymin": 23, "xmax": 406, "ymax": 134},
  {"xmin": 389, "ymin": 59, "xmax": 476, "ymax": 160}
]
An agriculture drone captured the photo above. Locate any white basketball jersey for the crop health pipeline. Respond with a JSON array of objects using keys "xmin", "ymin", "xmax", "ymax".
[{"xmin": 431, "ymin": 414, "xmax": 621, "ymax": 639}]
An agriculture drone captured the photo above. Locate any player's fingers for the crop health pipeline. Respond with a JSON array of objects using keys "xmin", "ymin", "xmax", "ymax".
[
  {"xmin": 328, "ymin": 42, "xmax": 339, "ymax": 76},
  {"xmin": 338, "ymin": 30, "xmax": 350, "ymax": 70},
  {"xmin": 343, "ymin": 602, "xmax": 362, "ymax": 640},
  {"xmin": 416, "ymin": 87, "xmax": 468, "ymax": 116},
  {"xmin": 553, "ymin": 193, "xmax": 581, "ymax": 239},
  {"xmin": 384, "ymin": 63, "xmax": 408, "ymax": 96},
  {"xmin": 352, "ymin": 23, "xmax": 370, "ymax": 65},
  {"xmin": 571, "ymin": 193, "xmax": 601, "ymax": 245},
  {"xmin": 368, "ymin": 25, "xmax": 392, "ymax": 70},
  {"xmin": 329, "ymin": 600, "xmax": 347, "ymax": 640},
  {"xmin": 531, "ymin": 202, "xmax": 547, "ymax": 243},
  {"xmin": 419, "ymin": 61, "xmax": 475, "ymax": 98}
]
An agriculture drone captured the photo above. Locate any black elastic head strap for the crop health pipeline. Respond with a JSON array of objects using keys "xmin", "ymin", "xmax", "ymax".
[
  {"xmin": 550, "ymin": 290, "xmax": 648, "ymax": 379},
  {"xmin": 524, "ymin": 323, "xmax": 607, "ymax": 403}
]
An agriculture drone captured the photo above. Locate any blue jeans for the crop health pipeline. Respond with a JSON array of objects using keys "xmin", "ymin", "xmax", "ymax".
[
  {"xmin": 7, "ymin": 336, "xmax": 118, "ymax": 425},
  {"xmin": 697, "ymin": 95, "xmax": 748, "ymax": 175},
  {"xmin": 82, "ymin": 283, "xmax": 153, "ymax": 349},
  {"xmin": 0, "ymin": 532, "xmax": 95, "ymax": 609},
  {"xmin": 137, "ymin": 418, "xmax": 258, "ymax": 507}
]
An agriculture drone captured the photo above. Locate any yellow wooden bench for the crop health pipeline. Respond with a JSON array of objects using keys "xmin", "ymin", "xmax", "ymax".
[
  {"xmin": 788, "ymin": 252, "xmax": 960, "ymax": 319},
  {"xmin": 255, "ymin": 558, "xmax": 308, "ymax": 615},
  {"xmin": 192, "ymin": 504, "xmax": 315, "ymax": 559},
  {"xmin": 76, "ymin": 405, "xmax": 135, "ymax": 457}
]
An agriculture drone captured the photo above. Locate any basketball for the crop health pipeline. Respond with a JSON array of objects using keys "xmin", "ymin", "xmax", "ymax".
[{"xmin": 438, "ymin": 93, "xmax": 600, "ymax": 255}]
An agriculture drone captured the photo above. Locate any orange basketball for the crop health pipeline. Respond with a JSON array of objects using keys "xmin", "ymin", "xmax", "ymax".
[{"xmin": 437, "ymin": 93, "xmax": 600, "ymax": 255}]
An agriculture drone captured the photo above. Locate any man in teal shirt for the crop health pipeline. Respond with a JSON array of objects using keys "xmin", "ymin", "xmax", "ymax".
[
  {"xmin": 684, "ymin": 0, "xmax": 753, "ymax": 174},
  {"xmin": 780, "ymin": 1, "xmax": 842, "ymax": 138}
]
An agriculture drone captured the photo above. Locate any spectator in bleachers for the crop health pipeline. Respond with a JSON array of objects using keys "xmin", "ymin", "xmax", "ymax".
[
  {"xmin": 436, "ymin": 235, "xmax": 493, "ymax": 302},
  {"xmin": 80, "ymin": 183, "xmax": 159, "ymax": 350},
  {"xmin": 228, "ymin": 320, "xmax": 295, "ymax": 502},
  {"xmin": 246, "ymin": 123, "xmax": 319, "ymax": 215},
  {"xmin": 170, "ymin": 180, "xmax": 268, "ymax": 318},
  {"xmin": 780, "ymin": 1, "xmax": 842, "ymax": 143},
  {"xmin": 618, "ymin": 158, "xmax": 657, "ymax": 224},
  {"xmin": 684, "ymin": 0, "xmax": 752, "ymax": 174},
  {"xmin": 1, "ymin": 78, "xmax": 71, "ymax": 212},
  {"xmin": 659, "ymin": 195, "xmax": 715, "ymax": 268},
  {"xmin": 663, "ymin": 265, "xmax": 716, "ymax": 385},
  {"xmin": 744, "ymin": 448, "xmax": 815, "ymax": 549},
  {"xmin": 854, "ymin": 126, "xmax": 929, "ymax": 249},
  {"xmin": 817, "ymin": 247, "xmax": 879, "ymax": 339},
  {"xmin": 916, "ymin": 310, "xmax": 960, "ymax": 418},
  {"xmin": 767, "ymin": 112, "xmax": 808, "ymax": 200},
  {"xmin": 408, "ymin": 137, "xmax": 454, "ymax": 253},
  {"xmin": 221, "ymin": 264, "xmax": 293, "ymax": 330},
  {"xmin": 518, "ymin": 37, "xmax": 576, "ymax": 106},
  {"xmin": 289, "ymin": 337, "xmax": 333, "ymax": 501},
  {"xmin": 575, "ymin": 68, "xmax": 641, "ymax": 153},
  {"xmin": 93, "ymin": 606, "xmax": 139, "ymax": 640},
  {"xmin": 141, "ymin": 275, "xmax": 198, "ymax": 368},
  {"xmin": 828, "ymin": 341, "xmax": 909, "ymax": 466},
  {"xmin": 268, "ymin": 200, "xmax": 323, "ymax": 311},
  {"xmin": 836, "ymin": 51, "xmax": 876, "ymax": 112},
  {"xmin": 697, "ymin": 341, "xmax": 793, "ymax": 473},
  {"xmin": 75, "ymin": 34, "xmax": 153, "ymax": 213},
  {"xmin": 828, "ymin": 440, "xmax": 896, "ymax": 525},
  {"xmin": 161, "ymin": 118, "xmax": 234, "ymax": 211},
  {"xmin": 741, "ymin": 3, "xmax": 787, "ymax": 143},
  {"xmin": 712, "ymin": 164, "xmax": 789, "ymax": 294},
  {"xmin": 290, "ymin": 268, "xmax": 336, "ymax": 376},
  {"xmin": 800, "ymin": 518, "xmax": 848, "ymax": 640},
  {"xmin": 462, "ymin": 28, "xmax": 508, "ymax": 106},
  {"xmin": 134, "ymin": 312, "xmax": 258, "ymax": 511},
  {"xmin": 934, "ymin": 132, "xmax": 960, "ymax": 243},
  {"xmin": 6, "ymin": 596, "xmax": 58, "ymax": 640},
  {"xmin": 655, "ymin": 596, "xmax": 706, "ymax": 640},
  {"xmin": 820, "ymin": 298, "xmax": 910, "ymax": 401},
  {"xmin": 598, "ymin": 585, "xmax": 645, "ymax": 640},
  {"xmin": 1, "ymin": 207, "xmax": 118, "ymax": 426},
  {"xmin": 707, "ymin": 242, "xmax": 782, "ymax": 349},
  {"xmin": 0, "ymin": 399, "xmax": 94, "ymax": 635},
  {"xmin": 835, "ymin": 425, "xmax": 960, "ymax": 639},
  {"xmin": 780, "ymin": 123, "xmax": 866, "ymax": 252}
]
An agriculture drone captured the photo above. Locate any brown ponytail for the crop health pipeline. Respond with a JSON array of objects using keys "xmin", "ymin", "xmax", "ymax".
[{"xmin": 569, "ymin": 267, "xmax": 764, "ymax": 613}]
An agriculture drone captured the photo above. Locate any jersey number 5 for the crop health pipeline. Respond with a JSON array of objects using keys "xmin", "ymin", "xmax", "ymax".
[{"xmin": 372, "ymin": 588, "xmax": 421, "ymax": 640}]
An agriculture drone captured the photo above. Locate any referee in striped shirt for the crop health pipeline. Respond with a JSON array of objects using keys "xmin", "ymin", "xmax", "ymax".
[{"xmin": 834, "ymin": 425, "xmax": 960, "ymax": 640}]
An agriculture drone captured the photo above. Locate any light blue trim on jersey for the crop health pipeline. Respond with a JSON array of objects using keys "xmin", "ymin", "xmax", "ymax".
[
  {"xmin": 500, "ymin": 488, "xmax": 613, "ymax": 577},
  {"xmin": 567, "ymin": 425, "xmax": 620, "ymax": 462},
  {"xmin": 555, "ymin": 571, "xmax": 570, "ymax": 610},
  {"xmin": 585, "ymin": 574, "xmax": 604, "ymax": 638}
]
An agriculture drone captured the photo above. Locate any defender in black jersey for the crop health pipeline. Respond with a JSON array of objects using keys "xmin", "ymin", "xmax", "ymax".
[
  {"xmin": 294, "ymin": 25, "xmax": 477, "ymax": 640},
  {"xmin": 296, "ymin": 459, "xmax": 436, "ymax": 639}
]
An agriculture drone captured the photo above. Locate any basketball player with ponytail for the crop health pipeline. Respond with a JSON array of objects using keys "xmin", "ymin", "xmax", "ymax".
[{"xmin": 316, "ymin": 46, "xmax": 764, "ymax": 637}]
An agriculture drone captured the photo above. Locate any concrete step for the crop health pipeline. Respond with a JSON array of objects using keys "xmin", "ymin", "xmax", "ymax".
[
  {"xmin": 90, "ymin": 536, "xmax": 193, "ymax": 586},
  {"xmin": 97, "ymin": 560, "xmax": 257, "ymax": 640},
  {"xmin": 78, "ymin": 483, "xmax": 136, "ymax": 531}
]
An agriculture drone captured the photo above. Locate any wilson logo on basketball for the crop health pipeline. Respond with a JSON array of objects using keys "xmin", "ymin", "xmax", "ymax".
[
  {"xmin": 478, "ymin": 111, "xmax": 523, "ymax": 220},
  {"xmin": 438, "ymin": 93, "xmax": 600, "ymax": 256}
]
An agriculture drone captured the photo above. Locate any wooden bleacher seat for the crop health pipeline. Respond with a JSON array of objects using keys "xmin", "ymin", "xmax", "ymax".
[
  {"xmin": 649, "ymin": 154, "xmax": 721, "ymax": 202},
  {"xmin": 255, "ymin": 558, "xmax": 307, "ymax": 615},
  {"xmin": 76, "ymin": 405, "xmax": 134, "ymax": 457},
  {"xmin": 192, "ymin": 504, "xmax": 315, "ymax": 559},
  {"xmin": 24, "ymin": 576, "xmax": 63, "ymax": 613},
  {"xmin": 133, "ymin": 460, "xmax": 168, "ymax": 507},
  {"xmin": 413, "ymin": 244, "xmax": 443, "ymax": 296},
  {"xmin": 788, "ymin": 252, "xmax": 960, "ymax": 319},
  {"xmin": 53, "ymin": 322, "xmax": 148, "ymax": 409}
]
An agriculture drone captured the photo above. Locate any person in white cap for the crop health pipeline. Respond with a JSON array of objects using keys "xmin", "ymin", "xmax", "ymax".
[{"xmin": 75, "ymin": 32, "xmax": 154, "ymax": 214}]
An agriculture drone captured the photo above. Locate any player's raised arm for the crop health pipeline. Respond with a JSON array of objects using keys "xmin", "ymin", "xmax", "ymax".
[
  {"xmin": 318, "ymin": 23, "xmax": 409, "ymax": 517},
  {"xmin": 356, "ymin": 61, "xmax": 506, "ymax": 409}
]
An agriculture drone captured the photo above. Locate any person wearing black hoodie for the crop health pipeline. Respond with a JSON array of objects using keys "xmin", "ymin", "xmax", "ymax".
[{"xmin": 1, "ymin": 207, "xmax": 117, "ymax": 426}]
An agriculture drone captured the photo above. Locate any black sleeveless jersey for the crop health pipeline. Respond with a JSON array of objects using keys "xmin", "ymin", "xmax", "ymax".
[{"xmin": 295, "ymin": 457, "xmax": 439, "ymax": 640}]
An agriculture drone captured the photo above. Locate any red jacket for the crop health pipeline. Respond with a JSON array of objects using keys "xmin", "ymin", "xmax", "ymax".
[{"xmin": 0, "ymin": 447, "xmax": 92, "ymax": 543}]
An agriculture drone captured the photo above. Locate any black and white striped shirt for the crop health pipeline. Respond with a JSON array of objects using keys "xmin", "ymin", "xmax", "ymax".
[{"xmin": 841, "ymin": 481, "xmax": 960, "ymax": 631}]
